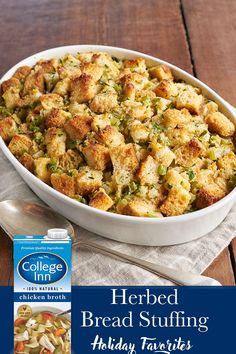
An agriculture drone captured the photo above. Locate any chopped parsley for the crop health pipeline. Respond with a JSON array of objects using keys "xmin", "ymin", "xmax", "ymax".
[
  {"xmin": 187, "ymin": 170, "xmax": 195, "ymax": 181},
  {"xmin": 47, "ymin": 162, "xmax": 59, "ymax": 172},
  {"xmin": 153, "ymin": 122, "xmax": 165, "ymax": 133}
]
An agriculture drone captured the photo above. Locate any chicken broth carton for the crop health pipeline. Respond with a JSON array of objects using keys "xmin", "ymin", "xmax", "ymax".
[{"xmin": 14, "ymin": 229, "xmax": 72, "ymax": 354}]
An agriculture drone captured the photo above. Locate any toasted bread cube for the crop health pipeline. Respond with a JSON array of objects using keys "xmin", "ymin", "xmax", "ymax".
[
  {"xmin": 70, "ymin": 74, "xmax": 97, "ymax": 103},
  {"xmin": 58, "ymin": 54, "xmax": 81, "ymax": 79},
  {"xmin": 110, "ymin": 143, "xmax": 139, "ymax": 172},
  {"xmin": 38, "ymin": 58, "xmax": 59, "ymax": 73},
  {"xmin": 163, "ymin": 108, "xmax": 190, "ymax": 128},
  {"xmin": 90, "ymin": 90, "xmax": 118, "ymax": 113},
  {"xmin": 45, "ymin": 128, "xmax": 66, "ymax": 158},
  {"xmin": 53, "ymin": 78, "xmax": 71, "ymax": 96},
  {"xmin": 76, "ymin": 166, "xmax": 103, "ymax": 196},
  {"xmin": 120, "ymin": 73, "xmax": 148, "ymax": 90},
  {"xmin": 45, "ymin": 108, "xmax": 70, "ymax": 128},
  {"xmin": 59, "ymin": 149, "xmax": 82, "ymax": 171},
  {"xmin": 217, "ymin": 152, "xmax": 236, "ymax": 178},
  {"xmin": 64, "ymin": 115, "xmax": 92, "ymax": 140},
  {"xmin": 154, "ymin": 80, "xmax": 178, "ymax": 99},
  {"xmin": 13, "ymin": 66, "xmax": 31, "ymax": 81},
  {"xmin": 77, "ymin": 52, "xmax": 94, "ymax": 62},
  {"xmin": 150, "ymin": 64, "xmax": 173, "ymax": 81},
  {"xmin": 80, "ymin": 62, "xmax": 103, "ymax": 82},
  {"xmin": 96, "ymin": 125, "xmax": 124, "ymax": 147},
  {"xmin": 194, "ymin": 168, "xmax": 215, "ymax": 190},
  {"xmin": 34, "ymin": 157, "xmax": 52, "ymax": 183},
  {"xmin": 122, "ymin": 198, "xmax": 161, "ymax": 217},
  {"xmin": 196, "ymin": 184, "xmax": 226, "ymax": 209},
  {"xmin": 19, "ymin": 153, "xmax": 35, "ymax": 173},
  {"xmin": 160, "ymin": 186, "xmax": 191, "ymax": 216},
  {"xmin": 205, "ymin": 112, "xmax": 235, "ymax": 137},
  {"xmin": 122, "ymin": 100, "xmax": 153, "ymax": 121},
  {"xmin": 92, "ymin": 52, "xmax": 120, "ymax": 78},
  {"xmin": 68, "ymin": 103, "xmax": 92, "ymax": 117},
  {"xmin": 137, "ymin": 155, "xmax": 159, "ymax": 185},
  {"xmin": 174, "ymin": 138, "xmax": 204, "ymax": 168},
  {"xmin": 2, "ymin": 87, "xmax": 21, "ymax": 109},
  {"xmin": 110, "ymin": 143, "xmax": 139, "ymax": 187},
  {"xmin": 166, "ymin": 125, "xmax": 192, "ymax": 146},
  {"xmin": 176, "ymin": 91, "xmax": 203, "ymax": 115},
  {"xmin": 82, "ymin": 141, "xmax": 110, "ymax": 171},
  {"xmin": 40, "ymin": 93, "xmax": 63, "ymax": 110},
  {"xmin": 130, "ymin": 123, "xmax": 149, "ymax": 143},
  {"xmin": 150, "ymin": 142, "xmax": 175, "ymax": 167},
  {"xmin": 8, "ymin": 134, "xmax": 32, "ymax": 157},
  {"xmin": 204, "ymin": 101, "xmax": 218, "ymax": 116},
  {"xmin": 0, "ymin": 117, "xmax": 17, "ymax": 142},
  {"xmin": 91, "ymin": 114, "xmax": 111, "ymax": 131},
  {"xmin": 58, "ymin": 65, "xmax": 81, "ymax": 80},
  {"xmin": 1, "ymin": 77, "xmax": 21, "ymax": 93},
  {"xmin": 89, "ymin": 188, "xmax": 114, "ymax": 210},
  {"xmin": 123, "ymin": 83, "xmax": 136, "ymax": 100},
  {"xmin": 124, "ymin": 58, "xmax": 146, "ymax": 74},
  {"xmin": 51, "ymin": 173, "xmax": 76, "ymax": 196},
  {"xmin": 165, "ymin": 170, "xmax": 190, "ymax": 191},
  {"xmin": 23, "ymin": 69, "xmax": 45, "ymax": 95}
]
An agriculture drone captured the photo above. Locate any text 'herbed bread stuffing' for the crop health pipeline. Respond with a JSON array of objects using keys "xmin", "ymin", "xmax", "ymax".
[{"xmin": 0, "ymin": 52, "xmax": 235, "ymax": 217}]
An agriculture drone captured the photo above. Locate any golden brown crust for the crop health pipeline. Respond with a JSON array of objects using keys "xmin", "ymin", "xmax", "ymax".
[
  {"xmin": 137, "ymin": 155, "xmax": 158, "ymax": 185},
  {"xmin": 59, "ymin": 149, "xmax": 82, "ymax": 171},
  {"xmin": 196, "ymin": 184, "xmax": 226, "ymax": 209},
  {"xmin": 160, "ymin": 186, "xmax": 191, "ymax": 216},
  {"xmin": 23, "ymin": 69, "xmax": 45, "ymax": 95},
  {"xmin": 19, "ymin": 153, "xmax": 35, "ymax": 173},
  {"xmin": 45, "ymin": 127, "xmax": 66, "ymax": 158},
  {"xmin": 76, "ymin": 167, "xmax": 103, "ymax": 196},
  {"xmin": 64, "ymin": 115, "xmax": 93, "ymax": 140},
  {"xmin": 174, "ymin": 138, "xmax": 205, "ymax": 168},
  {"xmin": 40, "ymin": 93, "xmax": 63, "ymax": 110},
  {"xmin": 8, "ymin": 134, "xmax": 32, "ymax": 157},
  {"xmin": 149, "ymin": 64, "xmax": 173, "ymax": 81},
  {"xmin": 38, "ymin": 58, "xmax": 58, "ymax": 73},
  {"xmin": 80, "ymin": 62, "xmax": 103, "ymax": 82},
  {"xmin": 34, "ymin": 157, "xmax": 52, "ymax": 183},
  {"xmin": 163, "ymin": 108, "xmax": 190, "ymax": 128},
  {"xmin": 122, "ymin": 198, "xmax": 161, "ymax": 217},
  {"xmin": 124, "ymin": 58, "xmax": 146, "ymax": 73},
  {"xmin": 96, "ymin": 125, "xmax": 124, "ymax": 147},
  {"xmin": 45, "ymin": 108, "xmax": 69, "ymax": 128},
  {"xmin": 82, "ymin": 141, "xmax": 110, "ymax": 171},
  {"xmin": 154, "ymin": 79, "xmax": 177, "ymax": 99},
  {"xmin": 13, "ymin": 66, "xmax": 31, "ymax": 81},
  {"xmin": 70, "ymin": 74, "xmax": 97, "ymax": 103},
  {"xmin": 110, "ymin": 143, "xmax": 139, "ymax": 173},
  {"xmin": 217, "ymin": 152, "xmax": 236, "ymax": 178},
  {"xmin": 0, "ymin": 116, "xmax": 17, "ymax": 142},
  {"xmin": 123, "ymin": 83, "xmax": 135, "ymax": 100},
  {"xmin": 90, "ymin": 90, "xmax": 118, "ymax": 113},
  {"xmin": 51, "ymin": 173, "xmax": 76, "ymax": 196},
  {"xmin": 1, "ymin": 77, "xmax": 21, "ymax": 93},
  {"xmin": 89, "ymin": 188, "xmax": 114, "ymax": 210},
  {"xmin": 176, "ymin": 91, "xmax": 203, "ymax": 115},
  {"xmin": 129, "ymin": 123, "xmax": 149, "ymax": 143},
  {"xmin": 205, "ymin": 112, "xmax": 235, "ymax": 137}
]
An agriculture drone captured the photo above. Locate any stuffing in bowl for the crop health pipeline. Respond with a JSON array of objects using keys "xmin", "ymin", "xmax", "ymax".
[{"xmin": 0, "ymin": 51, "xmax": 235, "ymax": 218}]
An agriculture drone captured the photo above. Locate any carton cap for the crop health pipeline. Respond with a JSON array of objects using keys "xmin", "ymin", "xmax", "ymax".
[{"xmin": 47, "ymin": 229, "xmax": 68, "ymax": 239}]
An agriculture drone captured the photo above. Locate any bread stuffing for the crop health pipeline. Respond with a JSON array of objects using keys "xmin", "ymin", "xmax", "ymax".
[{"xmin": 0, "ymin": 52, "xmax": 235, "ymax": 217}]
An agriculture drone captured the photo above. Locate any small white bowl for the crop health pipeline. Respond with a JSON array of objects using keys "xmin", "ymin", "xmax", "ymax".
[{"xmin": 1, "ymin": 45, "xmax": 235, "ymax": 246}]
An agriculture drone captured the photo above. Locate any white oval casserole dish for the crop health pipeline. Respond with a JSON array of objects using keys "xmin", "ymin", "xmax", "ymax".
[{"xmin": 0, "ymin": 45, "xmax": 235, "ymax": 246}]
